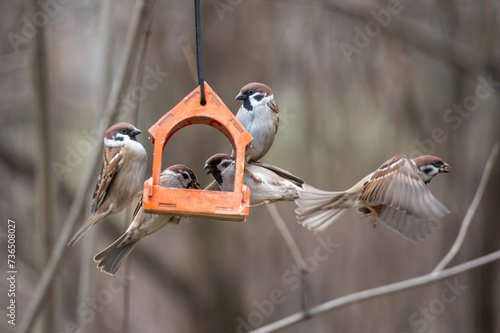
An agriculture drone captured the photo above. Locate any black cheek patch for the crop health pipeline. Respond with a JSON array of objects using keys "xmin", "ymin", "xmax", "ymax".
[
  {"xmin": 243, "ymin": 99, "xmax": 253, "ymax": 111},
  {"xmin": 423, "ymin": 167, "xmax": 433, "ymax": 174},
  {"xmin": 253, "ymin": 94, "xmax": 264, "ymax": 102},
  {"xmin": 114, "ymin": 134, "xmax": 124, "ymax": 141}
]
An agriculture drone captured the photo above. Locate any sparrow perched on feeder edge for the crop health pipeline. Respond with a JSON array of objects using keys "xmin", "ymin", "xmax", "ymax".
[
  {"xmin": 234, "ymin": 82, "xmax": 279, "ymax": 163},
  {"xmin": 94, "ymin": 164, "xmax": 199, "ymax": 275},
  {"xmin": 295, "ymin": 154, "xmax": 451, "ymax": 241},
  {"xmin": 204, "ymin": 153, "xmax": 304, "ymax": 207},
  {"xmin": 68, "ymin": 122, "xmax": 147, "ymax": 247}
]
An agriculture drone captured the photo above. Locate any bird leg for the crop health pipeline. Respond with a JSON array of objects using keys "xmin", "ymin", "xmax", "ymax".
[
  {"xmin": 250, "ymin": 200, "xmax": 271, "ymax": 208},
  {"xmin": 245, "ymin": 167, "xmax": 262, "ymax": 182},
  {"xmin": 360, "ymin": 203, "xmax": 379, "ymax": 229}
]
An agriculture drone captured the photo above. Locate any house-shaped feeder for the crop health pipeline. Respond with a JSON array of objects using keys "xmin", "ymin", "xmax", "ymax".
[{"xmin": 142, "ymin": 82, "xmax": 253, "ymax": 222}]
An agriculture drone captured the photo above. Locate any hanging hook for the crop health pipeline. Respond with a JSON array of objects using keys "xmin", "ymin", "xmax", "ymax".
[{"xmin": 195, "ymin": 0, "xmax": 206, "ymax": 105}]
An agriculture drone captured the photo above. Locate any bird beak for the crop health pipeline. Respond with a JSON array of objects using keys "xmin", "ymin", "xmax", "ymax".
[
  {"xmin": 235, "ymin": 92, "xmax": 246, "ymax": 100},
  {"xmin": 191, "ymin": 179, "xmax": 200, "ymax": 189},
  {"xmin": 440, "ymin": 163, "xmax": 451, "ymax": 173},
  {"xmin": 203, "ymin": 164, "xmax": 212, "ymax": 174},
  {"xmin": 130, "ymin": 128, "xmax": 142, "ymax": 137}
]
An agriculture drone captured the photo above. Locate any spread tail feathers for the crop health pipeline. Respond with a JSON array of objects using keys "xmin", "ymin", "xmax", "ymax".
[
  {"xmin": 94, "ymin": 234, "xmax": 139, "ymax": 275},
  {"xmin": 68, "ymin": 212, "xmax": 107, "ymax": 247},
  {"xmin": 295, "ymin": 184, "xmax": 348, "ymax": 233}
]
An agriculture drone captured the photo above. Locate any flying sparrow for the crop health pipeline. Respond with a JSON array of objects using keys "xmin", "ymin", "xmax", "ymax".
[
  {"xmin": 68, "ymin": 122, "xmax": 147, "ymax": 247},
  {"xmin": 295, "ymin": 154, "xmax": 451, "ymax": 241},
  {"xmin": 204, "ymin": 153, "xmax": 304, "ymax": 206},
  {"xmin": 235, "ymin": 82, "xmax": 279, "ymax": 163},
  {"xmin": 94, "ymin": 164, "xmax": 199, "ymax": 275}
]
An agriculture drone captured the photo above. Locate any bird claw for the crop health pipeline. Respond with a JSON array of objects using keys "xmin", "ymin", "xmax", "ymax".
[
  {"xmin": 361, "ymin": 203, "xmax": 379, "ymax": 229},
  {"xmin": 245, "ymin": 167, "xmax": 262, "ymax": 182},
  {"xmin": 250, "ymin": 200, "xmax": 271, "ymax": 208},
  {"xmin": 252, "ymin": 174, "xmax": 262, "ymax": 182}
]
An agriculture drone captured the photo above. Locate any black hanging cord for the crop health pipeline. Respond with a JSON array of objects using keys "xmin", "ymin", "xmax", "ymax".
[{"xmin": 195, "ymin": 0, "xmax": 206, "ymax": 105}]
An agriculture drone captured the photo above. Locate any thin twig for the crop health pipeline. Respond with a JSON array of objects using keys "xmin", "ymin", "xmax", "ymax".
[
  {"xmin": 31, "ymin": 0, "xmax": 56, "ymax": 329},
  {"xmin": 272, "ymin": 0, "xmax": 500, "ymax": 77},
  {"xmin": 252, "ymin": 144, "xmax": 500, "ymax": 333},
  {"xmin": 267, "ymin": 205, "xmax": 305, "ymax": 267},
  {"xmin": 432, "ymin": 143, "xmax": 499, "ymax": 274},
  {"xmin": 122, "ymin": 207, "xmax": 132, "ymax": 333},
  {"xmin": 266, "ymin": 205, "xmax": 309, "ymax": 311},
  {"xmin": 122, "ymin": 2, "xmax": 157, "ymax": 331},
  {"xmin": 250, "ymin": 249, "xmax": 500, "ymax": 333},
  {"xmin": 18, "ymin": 1, "xmax": 156, "ymax": 332},
  {"xmin": 77, "ymin": 2, "xmax": 115, "ymax": 330},
  {"xmin": 178, "ymin": 35, "xmax": 198, "ymax": 84}
]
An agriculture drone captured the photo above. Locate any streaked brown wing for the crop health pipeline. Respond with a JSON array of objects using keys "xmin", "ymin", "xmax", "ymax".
[
  {"xmin": 269, "ymin": 100, "xmax": 279, "ymax": 133},
  {"xmin": 359, "ymin": 155, "xmax": 449, "ymax": 219},
  {"xmin": 248, "ymin": 161, "xmax": 304, "ymax": 186},
  {"xmin": 91, "ymin": 147, "xmax": 123, "ymax": 213},
  {"xmin": 132, "ymin": 196, "xmax": 143, "ymax": 220},
  {"xmin": 377, "ymin": 206, "xmax": 440, "ymax": 241}
]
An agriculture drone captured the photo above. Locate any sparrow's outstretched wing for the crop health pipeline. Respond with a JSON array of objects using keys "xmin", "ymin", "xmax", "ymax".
[{"xmin": 359, "ymin": 154, "xmax": 450, "ymax": 238}]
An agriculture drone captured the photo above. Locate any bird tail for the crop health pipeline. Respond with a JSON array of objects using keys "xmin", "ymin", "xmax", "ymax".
[
  {"xmin": 295, "ymin": 184, "xmax": 348, "ymax": 233},
  {"xmin": 94, "ymin": 234, "xmax": 139, "ymax": 275},
  {"xmin": 68, "ymin": 213, "xmax": 107, "ymax": 247}
]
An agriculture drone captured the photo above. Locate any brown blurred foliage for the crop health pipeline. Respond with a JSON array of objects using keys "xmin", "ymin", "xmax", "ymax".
[{"xmin": 1, "ymin": 0, "xmax": 499, "ymax": 332}]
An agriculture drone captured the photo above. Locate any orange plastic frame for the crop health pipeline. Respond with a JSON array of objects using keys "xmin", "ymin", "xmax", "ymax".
[{"xmin": 142, "ymin": 82, "xmax": 253, "ymax": 222}]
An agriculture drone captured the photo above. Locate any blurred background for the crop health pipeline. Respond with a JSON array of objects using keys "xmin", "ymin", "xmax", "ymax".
[{"xmin": 1, "ymin": 0, "xmax": 500, "ymax": 332}]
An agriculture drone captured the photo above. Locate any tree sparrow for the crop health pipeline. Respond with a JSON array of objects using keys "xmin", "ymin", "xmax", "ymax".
[
  {"xmin": 204, "ymin": 153, "xmax": 304, "ymax": 206},
  {"xmin": 235, "ymin": 82, "xmax": 279, "ymax": 163},
  {"xmin": 68, "ymin": 122, "xmax": 147, "ymax": 247},
  {"xmin": 94, "ymin": 164, "xmax": 199, "ymax": 275},
  {"xmin": 295, "ymin": 155, "xmax": 451, "ymax": 241}
]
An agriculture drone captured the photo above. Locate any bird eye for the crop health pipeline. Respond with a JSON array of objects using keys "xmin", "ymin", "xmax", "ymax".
[
  {"xmin": 433, "ymin": 161, "xmax": 441, "ymax": 167},
  {"xmin": 121, "ymin": 129, "xmax": 128, "ymax": 134},
  {"xmin": 248, "ymin": 90, "xmax": 254, "ymax": 95}
]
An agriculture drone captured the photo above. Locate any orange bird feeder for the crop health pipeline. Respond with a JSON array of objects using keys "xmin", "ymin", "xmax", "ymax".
[{"xmin": 142, "ymin": 82, "xmax": 253, "ymax": 222}]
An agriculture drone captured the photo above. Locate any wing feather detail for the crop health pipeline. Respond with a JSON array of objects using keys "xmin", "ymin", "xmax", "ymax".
[
  {"xmin": 91, "ymin": 147, "xmax": 123, "ymax": 213},
  {"xmin": 360, "ymin": 155, "xmax": 449, "ymax": 220},
  {"xmin": 248, "ymin": 161, "xmax": 304, "ymax": 186}
]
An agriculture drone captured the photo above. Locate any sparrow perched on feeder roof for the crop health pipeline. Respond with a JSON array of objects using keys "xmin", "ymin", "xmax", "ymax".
[
  {"xmin": 204, "ymin": 153, "xmax": 304, "ymax": 207},
  {"xmin": 68, "ymin": 122, "xmax": 147, "ymax": 247},
  {"xmin": 295, "ymin": 154, "xmax": 451, "ymax": 241},
  {"xmin": 94, "ymin": 164, "xmax": 199, "ymax": 275},
  {"xmin": 234, "ymin": 82, "xmax": 279, "ymax": 163}
]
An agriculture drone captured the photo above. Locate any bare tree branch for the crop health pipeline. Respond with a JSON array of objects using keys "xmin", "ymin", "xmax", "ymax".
[
  {"xmin": 30, "ymin": 0, "xmax": 57, "ymax": 329},
  {"xmin": 250, "ymin": 250, "xmax": 500, "ymax": 333},
  {"xmin": 433, "ymin": 143, "xmax": 499, "ymax": 274},
  {"xmin": 251, "ymin": 143, "xmax": 500, "ymax": 333},
  {"xmin": 267, "ymin": 205, "xmax": 309, "ymax": 311},
  {"xmin": 178, "ymin": 35, "xmax": 198, "ymax": 84},
  {"xmin": 274, "ymin": 0, "xmax": 500, "ymax": 77},
  {"xmin": 18, "ymin": 1, "xmax": 157, "ymax": 332},
  {"xmin": 76, "ymin": 2, "xmax": 117, "ymax": 330},
  {"xmin": 122, "ymin": 2, "xmax": 157, "ymax": 331},
  {"xmin": 267, "ymin": 205, "xmax": 305, "ymax": 268}
]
